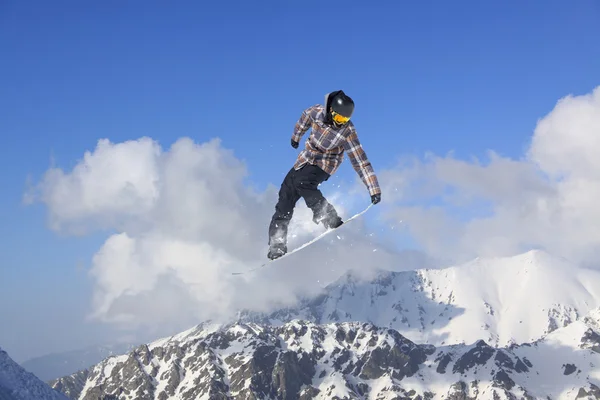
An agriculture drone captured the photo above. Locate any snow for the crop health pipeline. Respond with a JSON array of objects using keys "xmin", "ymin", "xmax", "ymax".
[
  {"xmin": 506, "ymin": 319, "xmax": 600, "ymax": 398},
  {"xmin": 266, "ymin": 249, "xmax": 600, "ymax": 349},
  {"xmin": 148, "ymin": 321, "xmax": 223, "ymax": 349},
  {"xmin": 584, "ymin": 307, "xmax": 600, "ymax": 330},
  {"xmin": 313, "ymin": 370, "xmax": 351, "ymax": 399},
  {"xmin": 320, "ymin": 330, "xmax": 339, "ymax": 354},
  {"xmin": 299, "ymin": 326, "xmax": 315, "ymax": 352},
  {"xmin": 102, "ymin": 353, "xmax": 127, "ymax": 377}
]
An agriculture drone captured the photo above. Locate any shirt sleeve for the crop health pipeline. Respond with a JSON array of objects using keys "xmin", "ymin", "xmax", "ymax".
[
  {"xmin": 292, "ymin": 105, "xmax": 319, "ymax": 143},
  {"xmin": 343, "ymin": 125, "xmax": 381, "ymax": 196}
]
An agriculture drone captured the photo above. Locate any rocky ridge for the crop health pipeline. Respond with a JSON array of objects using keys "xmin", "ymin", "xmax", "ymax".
[{"xmin": 50, "ymin": 317, "xmax": 600, "ymax": 399}]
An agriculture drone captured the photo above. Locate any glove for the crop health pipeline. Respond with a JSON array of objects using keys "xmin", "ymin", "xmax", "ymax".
[
  {"xmin": 291, "ymin": 139, "xmax": 299, "ymax": 149},
  {"xmin": 371, "ymin": 193, "xmax": 381, "ymax": 204}
]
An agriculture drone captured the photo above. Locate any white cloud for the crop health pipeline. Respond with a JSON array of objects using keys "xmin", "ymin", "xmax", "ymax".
[
  {"xmin": 28, "ymin": 135, "xmax": 401, "ymax": 337},
  {"xmin": 27, "ymin": 137, "xmax": 161, "ymax": 234},
  {"xmin": 529, "ymin": 88, "xmax": 600, "ymax": 179},
  {"xmin": 380, "ymin": 85, "xmax": 600, "ymax": 266}
]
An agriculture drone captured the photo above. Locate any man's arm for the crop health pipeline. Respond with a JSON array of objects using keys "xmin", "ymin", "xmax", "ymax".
[
  {"xmin": 343, "ymin": 125, "xmax": 381, "ymax": 199},
  {"xmin": 291, "ymin": 105, "xmax": 319, "ymax": 144}
]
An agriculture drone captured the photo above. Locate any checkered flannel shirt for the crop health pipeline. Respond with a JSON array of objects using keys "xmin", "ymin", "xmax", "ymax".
[{"xmin": 291, "ymin": 104, "xmax": 381, "ymax": 196}]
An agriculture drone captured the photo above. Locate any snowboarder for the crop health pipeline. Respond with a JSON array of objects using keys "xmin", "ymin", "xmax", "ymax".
[{"xmin": 267, "ymin": 90, "xmax": 382, "ymax": 260}]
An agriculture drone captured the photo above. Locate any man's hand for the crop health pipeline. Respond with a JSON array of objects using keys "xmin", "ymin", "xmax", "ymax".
[
  {"xmin": 371, "ymin": 193, "xmax": 381, "ymax": 204},
  {"xmin": 291, "ymin": 139, "xmax": 299, "ymax": 149}
]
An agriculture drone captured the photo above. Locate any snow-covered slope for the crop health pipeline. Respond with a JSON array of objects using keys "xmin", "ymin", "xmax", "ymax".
[
  {"xmin": 0, "ymin": 346, "xmax": 68, "ymax": 400},
  {"xmin": 245, "ymin": 250, "xmax": 600, "ymax": 348},
  {"xmin": 50, "ymin": 316, "xmax": 600, "ymax": 399}
]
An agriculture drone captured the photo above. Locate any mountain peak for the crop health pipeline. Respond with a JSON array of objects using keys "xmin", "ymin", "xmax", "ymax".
[
  {"xmin": 242, "ymin": 250, "xmax": 600, "ymax": 349},
  {"xmin": 0, "ymin": 346, "xmax": 68, "ymax": 400}
]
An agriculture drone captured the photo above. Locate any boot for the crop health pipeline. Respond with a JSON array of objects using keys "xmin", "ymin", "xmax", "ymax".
[
  {"xmin": 313, "ymin": 206, "xmax": 343, "ymax": 230},
  {"xmin": 323, "ymin": 215, "xmax": 343, "ymax": 229},
  {"xmin": 267, "ymin": 242, "xmax": 287, "ymax": 260}
]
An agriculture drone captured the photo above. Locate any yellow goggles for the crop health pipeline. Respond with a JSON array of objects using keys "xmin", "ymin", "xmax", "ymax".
[{"xmin": 332, "ymin": 111, "xmax": 350, "ymax": 124}]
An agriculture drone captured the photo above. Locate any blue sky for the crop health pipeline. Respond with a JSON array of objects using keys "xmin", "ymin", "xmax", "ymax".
[{"xmin": 1, "ymin": 0, "xmax": 599, "ymax": 362}]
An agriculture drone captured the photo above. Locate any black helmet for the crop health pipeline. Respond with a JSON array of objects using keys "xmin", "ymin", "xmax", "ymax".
[{"xmin": 327, "ymin": 90, "xmax": 354, "ymax": 126}]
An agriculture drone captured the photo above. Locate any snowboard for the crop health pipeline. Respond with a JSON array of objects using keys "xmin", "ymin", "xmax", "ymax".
[{"xmin": 231, "ymin": 203, "xmax": 373, "ymax": 275}]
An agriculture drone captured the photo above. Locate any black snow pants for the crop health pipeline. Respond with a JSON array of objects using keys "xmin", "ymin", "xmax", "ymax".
[{"xmin": 268, "ymin": 163, "xmax": 340, "ymax": 247}]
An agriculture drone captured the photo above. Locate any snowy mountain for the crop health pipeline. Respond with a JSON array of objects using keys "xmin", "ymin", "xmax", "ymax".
[
  {"xmin": 0, "ymin": 346, "xmax": 69, "ymax": 400},
  {"xmin": 20, "ymin": 343, "xmax": 137, "ymax": 382},
  {"xmin": 48, "ymin": 249, "xmax": 600, "ymax": 399},
  {"xmin": 244, "ymin": 250, "xmax": 600, "ymax": 348},
  {"xmin": 49, "ymin": 318, "xmax": 600, "ymax": 399}
]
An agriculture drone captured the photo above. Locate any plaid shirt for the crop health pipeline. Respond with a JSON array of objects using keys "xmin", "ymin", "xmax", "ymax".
[{"xmin": 291, "ymin": 104, "xmax": 381, "ymax": 196}]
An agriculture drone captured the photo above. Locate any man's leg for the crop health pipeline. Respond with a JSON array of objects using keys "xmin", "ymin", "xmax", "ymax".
[
  {"xmin": 268, "ymin": 168, "xmax": 300, "ymax": 259},
  {"xmin": 295, "ymin": 164, "xmax": 343, "ymax": 229}
]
